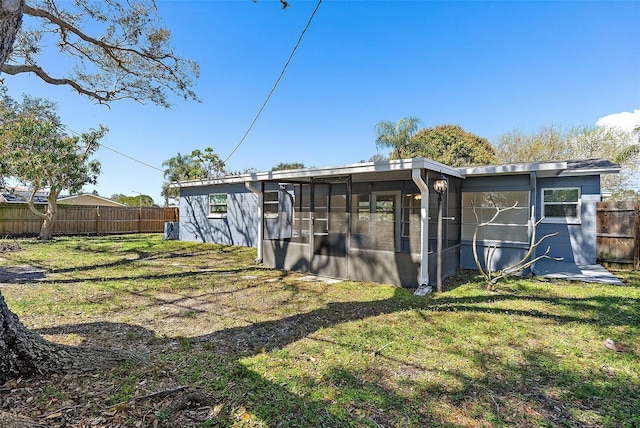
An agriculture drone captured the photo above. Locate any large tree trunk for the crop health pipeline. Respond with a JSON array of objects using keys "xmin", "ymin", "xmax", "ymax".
[
  {"xmin": 38, "ymin": 195, "xmax": 58, "ymax": 240},
  {"xmin": 0, "ymin": 0, "xmax": 23, "ymax": 68},
  {"xmin": 0, "ymin": 291, "xmax": 141, "ymax": 383},
  {"xmin": 25, "ymin": 191, "xmax": 59, "ymax": 240}
]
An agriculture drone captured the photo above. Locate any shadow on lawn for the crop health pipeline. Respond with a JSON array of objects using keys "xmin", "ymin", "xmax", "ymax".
[
  {"xmin": 32, "ymin": 283, "xmax": 640, "ymax": 427},
  {"xmin": 20, "ymin": 241, "xmax": 252, "ymax": 276}
]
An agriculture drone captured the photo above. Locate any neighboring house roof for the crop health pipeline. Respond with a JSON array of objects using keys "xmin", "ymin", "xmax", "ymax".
[
  {"xmin": 57, "ymin": 194, "xmax": 127, "ymax": 207},
  {"xmin": 0, "ymin": 188, "xmax": 48, "ymax": 204},
  {"xmin": 174, "ymin": 157, "xmax": 620, "ymax": 188},
  {"xmin": 459, "ymin": 158, "xmax": 621, "ymax": 178}
]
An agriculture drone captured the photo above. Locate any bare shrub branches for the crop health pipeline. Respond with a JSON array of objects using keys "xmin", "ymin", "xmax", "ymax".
[{"xmin": 471, "ymin": 202, "xmax": 562, "ymax": 289}]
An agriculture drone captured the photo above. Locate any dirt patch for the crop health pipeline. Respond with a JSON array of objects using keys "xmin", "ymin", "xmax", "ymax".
[{"xmin": 1, "ymin": 371, "xmax": 219, "ymax": 428}]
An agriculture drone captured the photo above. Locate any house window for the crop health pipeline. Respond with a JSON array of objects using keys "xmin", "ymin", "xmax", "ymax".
[
  {"xmin": 542, "ymin": 188, "xmax": 580, "ymax": 223},
  {"xmin": 292, "ymin": 184, "xmax": 310, "ymax": 243},
  {"xmin": 400, "ymin": 193, "xmax": 422, "ymax": 254},
  {"xmin": 462, "ymin": 191, "xmax": 529, "ymax": 243},
  {"xmin": 401, "ymin": 193, "xmax": 421, "ymax": 239},
  {"xmin": 209, "ymin": 193, "xmax": 228, "ymax": 216},
  {"xmin": 264, "ymin": 190, "xmax": 279, "ymax": 218},
  {"xmin": 373, "ymin": 193, "xmax": 399, "ymax": 251},
  {"xmin": 351, "ymin": 193, "xmax": 371, "ymax": 248}
]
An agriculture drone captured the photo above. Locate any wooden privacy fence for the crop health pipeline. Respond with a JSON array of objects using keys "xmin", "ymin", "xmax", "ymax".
[
  {"xmin": 0, "ymin": 204, "xmax": 179, "ymax": 236},
  {"xmin": 596, "ymin": 201, "xmax": 640, "ymax": 269}
]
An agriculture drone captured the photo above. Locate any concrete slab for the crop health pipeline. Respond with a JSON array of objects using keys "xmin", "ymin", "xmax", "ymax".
[{"xmin": 534, "ymin": 260, "xmax": 623, "ymax": 285}]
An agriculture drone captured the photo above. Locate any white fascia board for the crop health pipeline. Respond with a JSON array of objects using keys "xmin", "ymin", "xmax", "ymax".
[
  {"xmin": 175, "ymin": 158, "xmax": 462, "ymax": 188},
  {"xmin": 460, "ymin": 161, "xmax": 568, "ymax": 177}
]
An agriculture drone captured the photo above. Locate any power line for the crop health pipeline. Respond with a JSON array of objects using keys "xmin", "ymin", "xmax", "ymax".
[
  {"xmin": 63, "ymin": 125, "xmax": 164, "ymax": 173},
  {"xmin": 57, "ymin": 1, "xmax": 323, "ymax": 173},
  {"xmin": 223, "ymin": 0, "xmax": 323, "ymax": 164},
  {"xmin": 98, "ymin": 142, "xmax": 165, "ymax": 173}
]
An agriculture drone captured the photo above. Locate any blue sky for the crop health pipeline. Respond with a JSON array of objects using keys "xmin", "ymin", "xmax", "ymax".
[{"xmin": 4, "ymin": 0, "xmax": 640, "ymax": 205}]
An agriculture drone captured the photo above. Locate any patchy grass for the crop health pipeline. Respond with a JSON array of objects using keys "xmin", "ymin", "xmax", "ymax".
[{"xmin": 1, "ymin": 234, "xmax": 639, "ymax": 427}]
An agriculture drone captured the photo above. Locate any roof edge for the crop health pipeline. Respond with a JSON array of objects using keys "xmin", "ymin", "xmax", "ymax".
[{"xmin": 174, "ymin": 158, "xmax": 462, "ymax": 188}]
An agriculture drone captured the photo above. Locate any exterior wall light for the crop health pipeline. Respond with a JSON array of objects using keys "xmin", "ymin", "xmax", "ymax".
[
  {"xmin": 433, "ymin": 173, "xmax": 448, "ymax": 293},
  {"xmin": 433, "ymin": 173, "xmax": 448, "ymax": 195}
]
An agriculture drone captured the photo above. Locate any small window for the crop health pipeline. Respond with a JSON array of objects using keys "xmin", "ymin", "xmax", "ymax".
[
  {"xmin": 209, "ymin": 193, "xmax": 228, "ymax": 216},
  {"xmin": 542, "ymin": 188, "xmax": 580, "ymax": 223},
  {"xmin": 264, "ymin": 190, "xmax": 279, "ymax": 218},
  {"xmin": 401, "ymin": 193, "xmax": 421, "ymax": 239},
  {"xmin": 352, "ymin": 193, "xmax": 371, "ymax": 234}
]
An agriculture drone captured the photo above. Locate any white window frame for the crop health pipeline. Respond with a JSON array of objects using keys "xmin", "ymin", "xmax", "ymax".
[
  {"xmin": 401, "ymin": 193, "xmax": 421, "ymax": 240},
  {"xmin": 208, "ymin": 193, "xmax": 228, "ymax": 218},
  {"xmin": 372, "ymin": 191, "xmax": 401, "ymax": 251},
  {"xmin": 541, "ymin": 187, "xmax": 581, "ymax": 224},
  {"xmin": 264, "ymin": 190, "xmax": 280, "ymax": 219}
]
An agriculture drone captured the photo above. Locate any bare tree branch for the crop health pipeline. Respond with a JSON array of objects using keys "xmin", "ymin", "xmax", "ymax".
[
  {"xmin": 471, "ymin": 203, "xmax": 563, "ymax": 289},
  {"xmin": 1, "ymin": 63, "xmax": 113, "ymax": 103},
  {"xmin": 2, "ymin": 1, "xmax": 199, "ymax": 107}
]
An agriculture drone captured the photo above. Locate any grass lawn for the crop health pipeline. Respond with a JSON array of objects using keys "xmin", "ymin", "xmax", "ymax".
[{"xmin": 0, "ymin": 234, "xmax": 638, "ymax": 427}]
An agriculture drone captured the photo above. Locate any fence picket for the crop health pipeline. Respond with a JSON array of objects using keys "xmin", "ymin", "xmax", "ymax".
[{"xmin": 596, "ymin": 201, "xmax": 640, "ymax": 269}]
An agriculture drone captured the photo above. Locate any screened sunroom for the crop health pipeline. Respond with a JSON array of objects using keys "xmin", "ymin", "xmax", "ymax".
[{"xmin": 251, "ymin": 159, "xmax": 463, "ymax": 288}]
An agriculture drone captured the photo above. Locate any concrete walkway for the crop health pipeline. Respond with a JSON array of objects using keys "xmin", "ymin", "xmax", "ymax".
[{"xmin": 533, "ymin": 260, "xmax": 623, "ymax": 285}]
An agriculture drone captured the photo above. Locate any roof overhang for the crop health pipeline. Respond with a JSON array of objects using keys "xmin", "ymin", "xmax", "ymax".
[
  {"xmin": 174, "ymin": 158, "xmax": 462, "ymax": 189},
  {"xmin": 460, "ymin": 158, "xmax": 621, "ymax": 178}
]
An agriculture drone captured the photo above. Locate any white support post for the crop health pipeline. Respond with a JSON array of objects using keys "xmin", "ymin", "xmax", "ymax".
[
  {"xmin": 412, "ymin": 168, "xmax": 431, "ymax": 295},
  {"xmin": 245, "ymin": 182, "xmax": 264, "ymax": 263}
]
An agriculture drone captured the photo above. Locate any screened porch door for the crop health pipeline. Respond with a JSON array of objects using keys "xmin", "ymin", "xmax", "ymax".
[{"xmin": 311, "ymin": 182, "xmax": 348, "ymax": 278}]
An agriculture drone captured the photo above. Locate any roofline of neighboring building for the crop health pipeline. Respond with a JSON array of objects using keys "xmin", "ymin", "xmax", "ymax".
[
  {"xmin": 57, "ymin": 193, "xmax": 127, "ymax": 206},
  {"xmin": 174, "ymin": 158, "xmax": 462, "ymax": 188}
]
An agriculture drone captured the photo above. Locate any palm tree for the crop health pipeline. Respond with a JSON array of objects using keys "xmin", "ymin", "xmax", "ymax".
[
  {"xmin": 161, "ymin": 152, "xmax": 204, "ymax": 206},
  {"xmin": 374, "ymin": 116, "xmax": 422, "ymax": 160}
]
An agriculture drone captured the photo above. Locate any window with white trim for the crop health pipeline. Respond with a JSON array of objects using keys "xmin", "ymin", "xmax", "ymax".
[
  {"xmin": 462, "ymin": 191, "xmax": 530, "ymax": 243},
  {"xmin": 293, "ymin": 184, "xmax": 310, "ymax": 242},
  {"xmin": 208, "ymin": 193, "xmax": 228, "ymax": 216},
  {"xmin": 264, "ymin": 190, "xmax": 279, "ymax": 218},
  {"xmin": 542, "ymin": 187, "xmax": 580, "ymax": 223}
]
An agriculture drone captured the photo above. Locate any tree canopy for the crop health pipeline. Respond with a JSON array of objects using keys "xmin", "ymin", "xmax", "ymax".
[
  {"xmin": 408, "ymin": 124, "xmax": 497, "ymax": 167},
  {"xmin": 494, "ymin": 124, "xmax": 639, "ymax": 199},
  {"xmin": 0, "ymin": 0, "xmax": 199, "ymax": 107},
  {"xmin": 161, "ymin": 148, "xmax": 226, "ymax": 206},
  {"xmin": 0, "ymin": 89, "xmax": 105, "ymax": 239},
  {"xmin": 272, "ymin": 162, "xmax": 306, "ymax": 171},
  {"xmin": 494, "ymin": 125, "xmax": 569, "ymax": 164},
  {"xmin": 111, "ymin": 193, "xmax": 155, "ymax": 207}
]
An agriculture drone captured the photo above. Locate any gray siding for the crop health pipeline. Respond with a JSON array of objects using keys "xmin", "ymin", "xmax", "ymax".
[
  {"xmin": 460, "ymin": 174, "xmax": 601, "ymax": 270},
  {"xmin": 460, "ymin": 174, "xmax": 532, "ymax": 271},
  {"xmin": 179, "ymin": 184, "xmax": 259, "ymax": 246},
  {"xmin": 535, "ymin": 176, "xmax": 600, "ymax": 264},
  {"xmin": 263, "ymin": 244, "xmax": 459, "ymax": 288}
]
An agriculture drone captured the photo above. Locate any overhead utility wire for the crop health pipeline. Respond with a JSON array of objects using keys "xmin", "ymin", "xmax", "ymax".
[
  {"xmin": 97, "ymin": 142, "xmax": 165, "ymax": 173},
  {"xmin": 223, "ymin": 0, "xmax": 323, "ymax": 164},
  {"xmin": 63, "ymin": 125, "xmax": 165, "ymax": 173}
]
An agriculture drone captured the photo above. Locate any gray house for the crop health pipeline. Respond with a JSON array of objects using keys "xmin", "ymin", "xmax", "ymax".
[{"xmin": 177, "ymin": 157, "xmax": 619, "ymax": 288}]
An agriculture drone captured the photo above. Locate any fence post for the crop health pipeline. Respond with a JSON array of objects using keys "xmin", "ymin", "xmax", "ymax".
[
  {"xmin": 635, "ymin": 203, "xmax": 639, "ymax": 270},
  {"xmin": 96, "ymin": 205, "xmax": 101, "ymax": 235}
]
